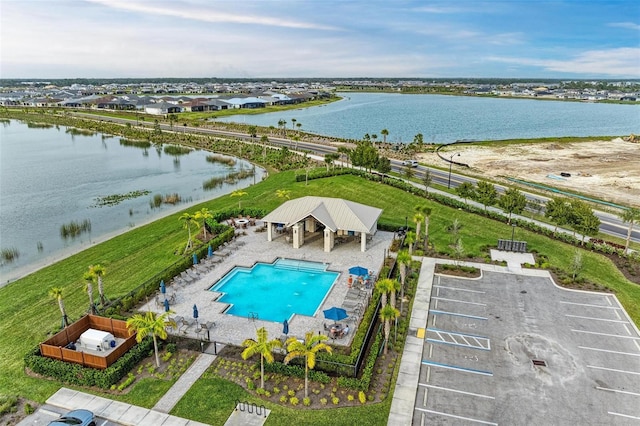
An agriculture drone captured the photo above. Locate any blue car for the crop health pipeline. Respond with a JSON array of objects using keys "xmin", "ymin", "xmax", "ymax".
[{"xmin": 48, "ymin": 409, "xmax": 96, "ymax": 426}]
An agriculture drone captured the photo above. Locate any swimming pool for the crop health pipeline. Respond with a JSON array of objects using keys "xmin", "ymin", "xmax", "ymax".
[{"xmin": 209, "ymin": 258, "xmax": 339, "ymax": 322}]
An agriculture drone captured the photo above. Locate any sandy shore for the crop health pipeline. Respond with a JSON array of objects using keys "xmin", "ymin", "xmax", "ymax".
[{"xmin": 419, "ymin": 138, "xmax": 640, "ymax": 208}]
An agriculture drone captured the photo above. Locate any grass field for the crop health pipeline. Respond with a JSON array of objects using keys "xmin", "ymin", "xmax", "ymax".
[{"xmin": 1, "ymin": 169, "xmax": 638, "ymax": 424}]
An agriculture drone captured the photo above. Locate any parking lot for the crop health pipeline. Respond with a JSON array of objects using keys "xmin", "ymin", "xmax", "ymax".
[{"xmin": 413, "ymin": 270, "xmax": 640, "ymax": 425}]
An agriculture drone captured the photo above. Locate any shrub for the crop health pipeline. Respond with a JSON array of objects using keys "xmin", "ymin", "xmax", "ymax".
[
  {"xmin": 289, "ymin": 396, "xmax": 299, "ymax": 406},
  {"xmin": 358, "ymin": 391, "xmax": 367, "ymax": 404},
  {"xmin": 117, "ymin": 373, "xmax": 136, "ymax": 391},
  {"xmin": 303, "ymin": 397, "xmax": 311, "ymax": 406},
  {"xmin": 320, "ymin": 398, "xmax": 328, "ymax": 405},
  {"xmin": 287, "ymin": 389, "xmax": 295, "ymax": 397},
  {"xmin": 332, "ymin": 396, "xmax": 340, "ymax": 405},
  {"xmin": 24, "ymin": 403, "xmax": 34, "ymax": 415},
  {"xmin": 279, "ymin": 395, "xmax": 287, "ymax": 403}
]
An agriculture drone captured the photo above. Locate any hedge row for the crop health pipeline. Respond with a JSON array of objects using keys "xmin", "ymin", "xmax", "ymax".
[
  {"xmin": 336, "ymin": 331, "xmax": 382, "ymax": 391},
  {"xmin": 24, "ymin": 337, "xmax": 155, "ymax": 388},
  {"xmin": 262, "ymin": 360, "xmax": 331, "ymax": 384}
]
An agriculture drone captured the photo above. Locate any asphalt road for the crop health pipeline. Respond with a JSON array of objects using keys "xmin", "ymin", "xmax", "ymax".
[{"xmin": 73, "ymin": 112, "xmax": 639, "ymax": 243}]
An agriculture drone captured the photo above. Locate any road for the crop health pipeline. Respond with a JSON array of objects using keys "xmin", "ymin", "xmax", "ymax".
[{"xmin": 73, "ymin": 112, "xmax": 639, "ymax": 243}]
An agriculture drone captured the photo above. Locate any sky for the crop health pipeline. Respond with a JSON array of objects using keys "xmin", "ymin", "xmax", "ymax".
[{"xmin": 1, "ymin": 0, "xmax": 639, "ymax": 79}]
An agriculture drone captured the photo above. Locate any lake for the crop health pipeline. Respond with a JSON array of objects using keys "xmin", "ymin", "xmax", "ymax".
[
  {"xmin": 217, "ymin": 92, "xmax": 640, "ymax": 143},
  {"xmin": 0, "ymin": 120, "xmax": 266, "ymax": 282}
]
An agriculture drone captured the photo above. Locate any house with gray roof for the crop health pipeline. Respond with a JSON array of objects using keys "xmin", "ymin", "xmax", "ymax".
[{"xmin": 261, "ymin": 196, "xmax": 383, "ymax": 252}]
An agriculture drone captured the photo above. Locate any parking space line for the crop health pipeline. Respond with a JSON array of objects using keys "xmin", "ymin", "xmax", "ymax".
[
  {"xmin": 422, "ymin": 360, "xmax": 493, "ymax": 376},
  {"xmin": 571, "ymin": 329, "xmax": 640, "ymax": 339},
  {"xmin": 431, "ymin": 310, "xmax": 488, "ymax": 320},
  {"xmin": 606, "ymin": 297, "xmax": 612, "ymax": 306},
  {"xmin": 434, "ymin": 285, "xmax": 486, "ymax": 294},
  {"xmin": 432, "ymin": 297, "xmax": 486, "ymax": 306},
  {"xmin": 587, "ymin": 365, "xmax": 640, "ymax": 375},
  {"xmin": 623, "ymin": 324, "xmax": 632, "ymax": 336},
  {"xmin": 608, "ymin": 412, "xmax": 640, "ymax": 420},
  {"xmin": 579, "ymin": 346, "xmax": 640, "ymax": 357},
  {"xmin": 635, "ymin": 340, "xmax": 640, "ymax": 352},
  {"xmin": 614, "ymin": 310, "xmax": 622, "ymax": 320},
  {"xmin": 559, "ymin": 301, "xmax": 620, "ymax": 310},
  {"xmin": 596, "ymin": 387, "xmax": 640, "ymax": 397},
  {"xmin": 565, "ymin": 314, "xmax": 628, "ymax": 324},
  {"xmin": 420, "ymin": 383, "xmax": 495, "ymax": 399},
  {"xmin": 415, "ymin": 408, "xmax": 498, "ymax": 425}
]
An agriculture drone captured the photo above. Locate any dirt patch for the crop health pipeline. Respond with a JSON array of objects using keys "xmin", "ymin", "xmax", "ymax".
[
  {"xmin": 420, "ymin": 139, "xmax": 640, "ymax": 207},
  {"xmin": 434, "ymin": 264, "xmax": 482, "ymax": 278},
  {"xmin": 0, "ymin": 397, "xmax": 39, "ymax": 426}
]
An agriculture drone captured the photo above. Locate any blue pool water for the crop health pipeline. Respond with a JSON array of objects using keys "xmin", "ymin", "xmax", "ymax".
[{"xmin": 209, "ymin": 259, "xmax": 339, "ymax": 322}]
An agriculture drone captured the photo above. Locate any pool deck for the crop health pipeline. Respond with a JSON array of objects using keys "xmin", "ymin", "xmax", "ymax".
[{"xmin": 141, "ymin": 224, "xmax": 394, "ymax": 348}]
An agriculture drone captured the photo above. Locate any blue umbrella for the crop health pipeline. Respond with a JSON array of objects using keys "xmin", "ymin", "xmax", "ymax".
[
  {"xmin": 193, "ymin": 253, "xmax": 198, "ymax": 265},
  {"xmin": 207, "ymin": 245, "xmax": 213, "ymax": 257},
  {"xmin": 283, "ymin": 319, "xmax": 289, "ymax": 335},
  {"xmin": 164, "ymin": 298, "xmax": 170, "ymax": 312},
  {"xmin": 193, "ymin": 304, "xmax": 199, "ymax": 326},
  {"xmin": 348, "ymin": 266, "xmax": 368, "ymax": 277},
  {"xmin": 323, "ymin": 307, "xmax": 348, "ymax": 325},
  {"xmin": 160, "ymin": 280, "xmax": 166, "ymax": 294}
]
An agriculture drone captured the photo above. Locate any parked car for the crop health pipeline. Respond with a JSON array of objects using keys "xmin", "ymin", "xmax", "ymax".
[
  {"xmin": 48, "ymin": 409, "xmax": 96, "ymax": 426},
  {"xmin": 402, "ymin": 160, "xmax": 419, "ymax": 167}
]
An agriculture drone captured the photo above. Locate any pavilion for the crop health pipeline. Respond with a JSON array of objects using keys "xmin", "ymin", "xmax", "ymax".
[{"xmin": 261, "ymin": 196, "xmax": 383, "ymax": 252}]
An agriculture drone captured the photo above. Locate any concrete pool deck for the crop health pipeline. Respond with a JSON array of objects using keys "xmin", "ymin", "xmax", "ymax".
[{"xmin": 141, "ymin": 224, "xmax": 394, "ymax": 348}]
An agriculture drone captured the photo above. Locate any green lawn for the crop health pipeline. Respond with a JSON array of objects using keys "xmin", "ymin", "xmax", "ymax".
[{"xmin": 1, "ymin": 170, "xmax": 638, "ymax": 423}]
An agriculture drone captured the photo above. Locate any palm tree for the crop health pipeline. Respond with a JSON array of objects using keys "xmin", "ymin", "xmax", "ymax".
[
  {"xmin": 126, "ymin": 310, "xmax": 175, "ymax": 368},
  {"xmin": 413, "ymin": 209, "xmax": 425, "ymax": 249},
  {"xmin": 89, "ymin": 264, "xmax": 107, "ymax": 306},
  {"xmin": 379, "ymin": 304, "xmax": 400, "ymax": 354},
  {"xmin": 179, "ymin": 212, "xmax": 197, "ymax": 254},
  {"xmin": 405, "ymin": 231, "xmax": 416, "ymax": 255},
  {"xmin": 381, "ymin": 128, "xmax": 389, "ymax": 143},
  {"xmin": 49, "ymin": 287, "xmax": 69, "ymax": 328},
  {"xmin": 194, "ymin": 207, "xmax": 213, "ymax": 240},
  {"xmin": 375, "ymin": 278, "xmax": 396, "ymax": 309},
  {"xmin": 230, "ymin": 190, "xmax": 248, "ymax": 209},
  {"xmin": 396, "ymin": 250, "xmax": 412, "ymax": 312},
  {"xmin": 422, "ymin": 207, "xmax": 432, "ymax": 252},
  {"xmin": 284, "ymin": 332, "xmax": 332, "ymax": 398},
  {"xmin": 82, "ymin": 271, "xmax": 97, "ymax": 314},
  {"xmin": 337, "ymin": 146, "xmax": 351, "ymax": 168},
  {"xmin": 260, "ymin": 135, "xmax": 269, "ymax": 159},
  {"xmin": 241, "ymin": 327, "xmax": 283, "ymax": 389},
  {"xmin": 620, "ymin": 207, "xmax": 640, "ymax": 252}
]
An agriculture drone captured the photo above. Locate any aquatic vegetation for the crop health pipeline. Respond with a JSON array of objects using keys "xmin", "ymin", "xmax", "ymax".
[
  {"xmin": 164, "ymin": 145, "xmax": 192, "ymax": 156},
  {"xmin": 120, "ymin": 138, "xmax": 152, "ymax": 149},
  {"xmin": 65, "ymin": 127, "xmax": 95, "ymax": 136},
  {"xmin": 26, "ymin": 122, "xmax": 54, "ymax": 129},
  {"xmin": 206, "ymin": 154, "xmax": 236, "ymax": 166},
  {"xmin": 93, "ymin": 190, "xmax": 151, "ymax": 207},
  {"xmin": 0, "ymin": 247, "xmax": 20, "ymax": 265},
  {"xmin": 60, "ymin": 219, "xmax": 92, "ymax": 239}
]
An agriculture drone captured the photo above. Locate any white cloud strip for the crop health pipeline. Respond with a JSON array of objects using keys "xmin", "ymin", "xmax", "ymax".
[
  {"xmin": 85, "ymin": 0, "xmax": 339, "ymax": 31},
  {"xmin": 608, "ymin": 22, "xmax": 640, "ymax": 31},
  {"xmin": 489, "ymin": 47, "xmax": 640, "ymax": 77}
]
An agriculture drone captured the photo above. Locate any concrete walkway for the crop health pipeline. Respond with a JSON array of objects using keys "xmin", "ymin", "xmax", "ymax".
[
  {"xmin": 387, "ymin": 257, "xmax": 436, "ymax": 426},
  {"xmin": 154, "ymin": 347, "xmax": 219, "ymax": 413}
]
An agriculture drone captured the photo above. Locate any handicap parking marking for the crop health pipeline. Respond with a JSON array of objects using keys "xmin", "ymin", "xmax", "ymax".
[
  {"xmin": 422, "ymin": 360, "xmax": 493, "ymax": 376},
  {"xmin": 427, "ymin": 327, "xmax": 491, "ymax": 350}
]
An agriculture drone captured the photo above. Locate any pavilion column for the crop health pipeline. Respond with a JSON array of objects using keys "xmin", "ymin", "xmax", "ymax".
[
  {"xmin": 267, "ymin": 222, "xmax": 273, "ymax": 241},
  {"xmin": 324, "ymin": 228, "xmax": 334, "ymax": 253},
  {"xmin": 292, "ymin": 223, "xmax": 303, "ymax": 249},
  {"xmin": 361, "ymin": 232, "xmax": 367, "ymax": 252}
]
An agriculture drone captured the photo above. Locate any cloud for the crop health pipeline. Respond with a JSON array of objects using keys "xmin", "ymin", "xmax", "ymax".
[
  {"xmin": 608, "ymin": 22, "xmax": 640, "ymax": 31},
  {"xmin": 489, "ymin": 47, "xmax": 640, "ymax": 77},
  {"xmin": 85, "ymin": 0, "xmax": 339, "ymax": 31}
]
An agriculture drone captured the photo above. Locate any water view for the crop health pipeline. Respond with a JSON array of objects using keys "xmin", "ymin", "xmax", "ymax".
[
  {"xmin": 217, "ymin": 92, "xmax": 640, "ymax": 143},
  {"xmin": 0, "ymin": 120, "xmax": 265, "ymax": 282}
]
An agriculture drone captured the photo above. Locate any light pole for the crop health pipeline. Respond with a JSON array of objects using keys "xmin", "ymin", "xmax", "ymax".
[{"xmin": 447, "ymin": 153, "xmax": 460, "ymax": 189}]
